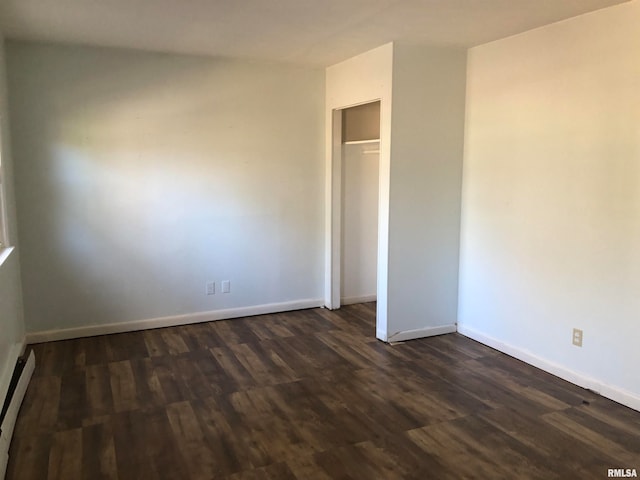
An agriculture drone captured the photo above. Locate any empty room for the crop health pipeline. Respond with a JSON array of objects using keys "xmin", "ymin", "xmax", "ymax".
[{"xmin": 0, "ymin": 0, "xmax": 639, "ymax": 478}]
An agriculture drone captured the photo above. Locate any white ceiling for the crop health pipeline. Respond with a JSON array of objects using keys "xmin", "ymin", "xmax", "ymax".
[{"xmin": 0, "ymin": 0, "xmax": 629, "ymax": 67}]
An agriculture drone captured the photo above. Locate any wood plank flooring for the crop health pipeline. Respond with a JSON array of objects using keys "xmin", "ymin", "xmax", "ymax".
[{"xmin": 7, "ymin": 303, "xmax": 640, "ymax": 479}]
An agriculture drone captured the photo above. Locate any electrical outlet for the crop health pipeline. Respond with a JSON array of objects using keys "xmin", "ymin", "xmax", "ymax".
[
  {"xmin": 221, "ymin": 280, "xmax": 231, "ymax": 294},
  {"xmin": 206, "ymin": 281, "xmax": 215, "ymax": 295},
  {"xmin": 572, "ymin": 328, "xmax": 583, "ymax": 347}
]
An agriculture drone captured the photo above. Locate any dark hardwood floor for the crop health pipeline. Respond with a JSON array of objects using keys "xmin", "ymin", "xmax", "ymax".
[{"xmin": 7, "ymin": 303, "xmax": 640, "ymax": 479}]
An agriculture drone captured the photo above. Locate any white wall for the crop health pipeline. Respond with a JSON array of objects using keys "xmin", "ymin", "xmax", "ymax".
[
  {"xmin": 459, "ymin": 0, "xmax": 640, "ymax": 410},
  {"xmin": 7, "ymin": 42, "xmax": 325, "ymax": 336},
  {"xmin": 341, "ymin": 144, "xmax": 378, "ymax": 303},
  {"xmin": 0, "ymin": 31, "xmax": 26, "ymax": 409},
  {"xmin": 325, "ymin": 43, "xmax": 393, "ymax": 338},
  {"xmin": 387, "ymin": 44, "xmax": 467, "ymax": 340}
]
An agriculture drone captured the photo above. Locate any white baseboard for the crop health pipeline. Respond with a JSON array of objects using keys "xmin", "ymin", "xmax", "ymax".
[
  {"xmin": 387, "ymin": 324, "xmax": 457, "ymax": 343},
  {"xmin": 0, "ymin": 350, "xmax": 35, "ymax": 479},
  {"xmin": 457, "ymin": 324, "xmax": 640, "ymax": 412},
  {"xmin": 341, "ymin": 294, "xmax": 376, "ymax": 306},
  {"xmin": 26, "ymin": 298, "xmax": 325, "ymax": 343}
]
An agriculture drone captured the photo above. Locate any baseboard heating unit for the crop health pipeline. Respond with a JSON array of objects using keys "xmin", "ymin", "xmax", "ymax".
[{"xmin": 0, "ymin": 351, "xmax": 35, "ymax": 479}]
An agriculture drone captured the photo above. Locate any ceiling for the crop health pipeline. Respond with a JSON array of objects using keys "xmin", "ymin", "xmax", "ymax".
[{"xmin": 0, "ymin": 0, "xmax": 630, "ymax": 67}]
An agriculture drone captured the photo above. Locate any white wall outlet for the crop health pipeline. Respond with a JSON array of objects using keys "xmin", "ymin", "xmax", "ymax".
[
  {"xmin": 221, "ymin": 280, "xmax": 231, "ymax": 293},
  {"xmin": 572, "ymin": 328, "xmax": 583, "ymax": 347},
  {"xmin": 206, "ymin": 281, "xmax": 215, "ymax": 295}
]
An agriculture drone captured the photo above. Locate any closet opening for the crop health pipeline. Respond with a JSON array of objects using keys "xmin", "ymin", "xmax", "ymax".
[{"xmin": 333, "ymin": 100, "xmax": 381, "ymax": 309}]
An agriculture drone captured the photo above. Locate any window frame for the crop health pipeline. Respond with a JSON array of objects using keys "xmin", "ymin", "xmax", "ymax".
[{"xmin": 0, "ymin": 131, "xmax": 8, "ymax": 250}]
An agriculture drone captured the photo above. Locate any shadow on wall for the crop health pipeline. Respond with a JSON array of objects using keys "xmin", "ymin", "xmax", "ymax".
[{"xmin": 9, "ymin": 43, "xmax": 324, "ymax": 332}]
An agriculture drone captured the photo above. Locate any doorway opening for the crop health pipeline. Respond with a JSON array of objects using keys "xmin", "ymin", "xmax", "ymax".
[{"xmin": 330, "ymin": 100, "xmax": 381, "ymax": 310}]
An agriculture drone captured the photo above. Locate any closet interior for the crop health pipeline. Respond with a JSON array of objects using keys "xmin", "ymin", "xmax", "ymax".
[{"xmin": 340, "ymin": 101, "xmax": 380, "ymax": 305}]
